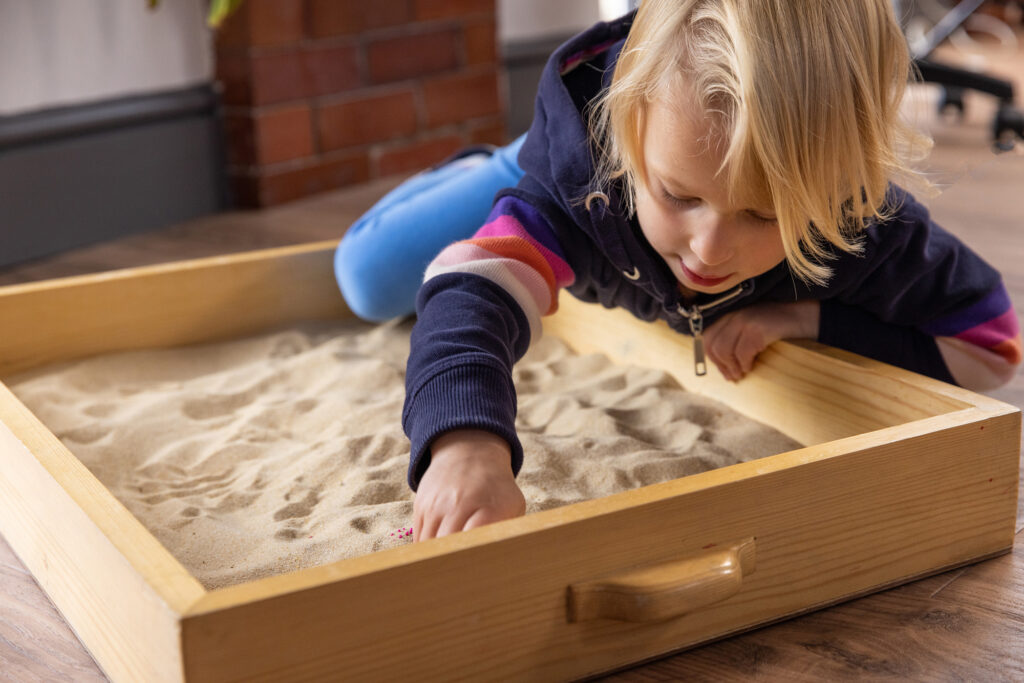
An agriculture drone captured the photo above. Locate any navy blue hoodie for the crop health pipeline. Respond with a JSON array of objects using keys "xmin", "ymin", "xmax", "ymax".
[{"xmin": 402, "ymin": 13, "xmax": 1020, "ymax": 489}]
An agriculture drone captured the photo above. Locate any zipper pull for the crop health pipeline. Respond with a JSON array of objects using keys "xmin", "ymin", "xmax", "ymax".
[{"xmin": 688, "ymin": 310, "xmax": 707, "ymax": 376}]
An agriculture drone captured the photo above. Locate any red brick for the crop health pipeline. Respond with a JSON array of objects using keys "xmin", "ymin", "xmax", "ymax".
[
  {"xmin": 413, "ymin": 0, "xmax": 493, "ymax": 21},
  {"xmin": 215, "ymin": 0, "xmax": 305, "ymax": 49},
  {"xmin": 223, "ymin": 114, "xmax": 256, "ymax": 165},
  {"xmin": 248, "ymin": 0, "xmax": 305, "ymax": 47},
  {"xmin": 317, "ymin": 90, "xmax": 418, "ymax": 151},
  {"xmin": 245, "ymin": 46, "xmax": 362, "ymax": 105},
  {"xmin": 214, "ymin": 8, "xmax": 251, "ymax": 50},
  {"xmin": 367, "ymin": 29, "xmax": 460, "ymax": 84},
  {"xmin": 215, "ymin": 54, "xmax": 254, "ymax": 106},
  {"xmin": 307, "ymin": 0, "xmax": 412, "ymax": 38},
  {"xmin": 467, "ymin": 118, "xmax": 507, "ymax": 146},
  {"xmin": 224, "ymin": 106, "xmax": 314, "ymax": 166},
  {"xmin": 234, "ymin": 153, "xmax": 372, "ymax": 207},
  {"xmin": 250, "ymin": 50, "xmax": 312, "ymax": 105},
  {"xmin": 463, "ymin": 19, "xmax": 497, "ymax": 65},
  {"xmin": 422, "ymin": 70, "xmax": 501, "ymax": 126},
  {"xmin": 254, "ymin": 104, "xmax": 315, "ymax": 164},
  {"xmin": 376, "ymin": 135, "xmax": 464, "ymax": 176},
  {"xmin": 304, "ymin": 45, "xmax": 362, "ymax": 96}
]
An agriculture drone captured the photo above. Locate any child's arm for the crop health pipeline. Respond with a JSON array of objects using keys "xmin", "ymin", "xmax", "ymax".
[
  {"xmin": 703, "ymin": 300, "xmax": 820, "ymax": 381},
  {"xmin": 412, "ymin": 429, "xmax": 526, "ymax": 540},
  {"xmin": 705, "ymin": 191, "xmax": 1021, "ymax": 389},
  {"xmin": 813, "ymin": 189, "xmax": 1021, "ymax": 391},
  {"xmin": 403, "ymin": 195, "xmax": 575, "ymax": 535},
  {"xmin": 820, "ymin": 291, "xmax": 1020, "ymax": 391}
]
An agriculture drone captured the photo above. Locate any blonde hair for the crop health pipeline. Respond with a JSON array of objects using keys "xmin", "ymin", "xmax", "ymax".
[{"xmin": 587, "ymin": 0, "xmax": 932, "ymax": 285}]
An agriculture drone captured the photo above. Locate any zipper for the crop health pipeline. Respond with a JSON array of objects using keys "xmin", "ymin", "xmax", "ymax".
[{"xmin": 675, "ymin": 284, "xmax": 748, "ymax": 376}]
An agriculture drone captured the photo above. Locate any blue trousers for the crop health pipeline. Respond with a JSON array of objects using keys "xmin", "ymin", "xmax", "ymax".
[{"xmin": 334, "ymin": 135, "xmax": 527, "ymax": 322}]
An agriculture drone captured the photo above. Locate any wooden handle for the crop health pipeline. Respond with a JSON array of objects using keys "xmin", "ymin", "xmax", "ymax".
[{"xmin": 567, "ymin": 537, "xmax": 756, "ymax": 623}]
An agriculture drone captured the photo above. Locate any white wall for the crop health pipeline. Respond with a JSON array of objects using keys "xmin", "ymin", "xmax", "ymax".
[
  {"xmin": 0, "ymin": 0, "xmax": 213, "ymax": 116},
  {"xmin": 498, "ymin": 0, "xmax": 632, "ymax": 42},
  {"xmin": 1, "ymin": 0, "xmax": 636, "ymax": 116}
]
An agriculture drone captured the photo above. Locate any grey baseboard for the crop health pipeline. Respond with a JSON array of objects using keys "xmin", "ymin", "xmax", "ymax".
[{"xmin": 0, "ymin": 84, "xmax": 229, "ymax": 267}]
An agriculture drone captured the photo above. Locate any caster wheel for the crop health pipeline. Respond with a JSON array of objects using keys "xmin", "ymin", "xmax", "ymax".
[
  {"xmin": 939, "ymin": 85, "xmax": 966, "ymax": 121},
  {"xmin": 993, "ymin": 104, "xmax": 1024, "ymax": 152}
]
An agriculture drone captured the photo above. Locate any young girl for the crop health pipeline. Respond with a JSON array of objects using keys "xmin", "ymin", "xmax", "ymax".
[{"xmin": 335, "ymin": 0, "xmax": 1022, "ymax": 541}]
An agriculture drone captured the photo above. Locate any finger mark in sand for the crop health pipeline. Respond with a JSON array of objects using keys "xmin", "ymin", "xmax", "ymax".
[
  {"xmin": 348, "ymin": 481, "xmax": 403, "ymax": 506},
  {"xmin": 138, "ymin": 469, "xmax": 235, "ymax": 493},
  {"xmin": 83, "ymin": 403, "xmax": 117, "ymax": 418},
  {"xmin": 274, "ymin": 489, "xmax": 321, "ymax": 521},
  {"xmin": 349, "ymin": 516, "xmax": 372, "ymax": 533},
  {"xmin": 340, "ymin": 434, "xmax": 406, "ymax": 467},
  {"xmin": 270, "ymin": 335, "xmax": 309, "ymax": 359},
  {"xmin": 275, "ymin": 528, "xmax": 306, "ymax": 541},
  {"xmin": 182, "ymin": 390, "xmax": 257, "ymax": 420},
  {"xmin": 295, "ymin": 398, "xmax": 318, "ymax": 413},
  {"xmin": 212, "ymin": 492, "xmax": 260, "ymax": 513},
  {"xmin": 363, "ymin": 468, "xmax": 394, "ymax": 482},
  {"xmin": 684, "ymin": 405, "xmax": 720, "ymax": 427},
  {"xmin": 60, "ymin": 424, "xmax": 111, "ymax": 444},
  {"xmin": 139, "ymin": 478, "xmax": 238, "ymax": 505}
]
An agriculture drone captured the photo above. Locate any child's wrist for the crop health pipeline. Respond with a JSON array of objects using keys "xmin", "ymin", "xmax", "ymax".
[
  {"xmin": 431, "ymin": 428, "xmax": 511, "ymax": 463},
  {"xmin": 788, "ymin": 300, "xmax": 821, "ymax": 339},
  {"xmin": 802, "ymin": 300, "xmax": 821, "ymax": 338}
]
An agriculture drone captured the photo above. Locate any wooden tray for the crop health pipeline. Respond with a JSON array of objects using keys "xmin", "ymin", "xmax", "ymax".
[{"xmin": 0, "ymin": 241, "xmax": 1017, "ymax": 682}]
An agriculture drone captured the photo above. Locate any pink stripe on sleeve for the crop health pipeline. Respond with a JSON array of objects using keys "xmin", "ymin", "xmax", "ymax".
[
  {"xmin": 425, "ymin": 242, "xmax": 553, "ymax": 319},
  {"xmin": 954, "ymin": 308, "xmax": 1020, "ymax": 348},
  {"xmin": 474, "ymin": 215, "xmax": 575, "ymax": 287}
]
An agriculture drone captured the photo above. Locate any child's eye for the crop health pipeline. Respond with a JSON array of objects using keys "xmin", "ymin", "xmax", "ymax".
[
  {"xmin": 747, "ymin": 211, "xmax": 778, "ymax": 224},
  {"xmin": 661, "ymin": 189, "xmax": 697, "ymax": 207}
]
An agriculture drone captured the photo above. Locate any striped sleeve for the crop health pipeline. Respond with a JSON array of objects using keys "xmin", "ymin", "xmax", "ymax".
[
  {"xmin": 920, "ymin": 283, "xmax": 1022, "ymax": 390},
  {"xmin": 423, "ymin": 195, "xmax": 575, "ymax": 344},
  {"xmin": 403, "ymin": 195, "xmax": 575, "ymax": 489}
]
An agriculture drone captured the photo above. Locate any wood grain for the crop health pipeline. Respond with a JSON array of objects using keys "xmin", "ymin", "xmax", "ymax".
[{"xmin": 0, "ymin": 241, "xmax": 349, "ymax": 376}]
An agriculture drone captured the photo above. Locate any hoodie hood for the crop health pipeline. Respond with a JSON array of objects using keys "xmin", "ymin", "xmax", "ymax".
[
  {"xmin": 517, "ymin": 13, "xmax": 631, "ymax": 220},
  {"xmin": 512, "ymin": 12, "xmax": 693, "ymax": 318}
]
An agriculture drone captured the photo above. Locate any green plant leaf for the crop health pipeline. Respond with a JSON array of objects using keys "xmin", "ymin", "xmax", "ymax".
[{"xmin": 208, "ymin": 0, "xmax": 245, "ymax": 28}]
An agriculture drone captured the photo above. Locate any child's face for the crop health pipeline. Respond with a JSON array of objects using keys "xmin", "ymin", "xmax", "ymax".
[{"xmin": 634, "ymin": 93, "xmax": 786, "ymax": 296}]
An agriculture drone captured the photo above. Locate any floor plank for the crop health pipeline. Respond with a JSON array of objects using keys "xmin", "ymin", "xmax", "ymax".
[{"xmin": 0, "ymin": 539, "xmax": 108, "ymax": 683}]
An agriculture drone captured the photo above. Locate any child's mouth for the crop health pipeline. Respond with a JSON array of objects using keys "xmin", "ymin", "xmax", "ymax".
[{"xmin": 680, "ymin": 261, "xmax": 731, "ymax": 287}]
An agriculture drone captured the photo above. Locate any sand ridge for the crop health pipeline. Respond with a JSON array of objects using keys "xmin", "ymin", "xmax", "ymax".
[{"xmin": 8, "ymin": 319, "xmax": 800, "ymax": 589}]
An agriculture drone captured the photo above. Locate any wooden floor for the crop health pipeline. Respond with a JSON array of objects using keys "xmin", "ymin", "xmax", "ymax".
[{"xmin": 2, "ymin": 38, "xmax": 1024, "ymax": 683}]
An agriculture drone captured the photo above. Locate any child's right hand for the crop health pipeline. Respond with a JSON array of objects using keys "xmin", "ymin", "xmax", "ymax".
[{"xmin": 413, "ymin": 429, "xmax": 526, "ymax": 541}]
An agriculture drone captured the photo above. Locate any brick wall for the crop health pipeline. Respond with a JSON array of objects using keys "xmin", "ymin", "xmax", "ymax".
[{"xmin": 216, "ymin": 0, "xmax": 506, "ymax": 207}]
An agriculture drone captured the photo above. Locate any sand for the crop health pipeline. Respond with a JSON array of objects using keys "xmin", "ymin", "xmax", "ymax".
[{"xmin": 7, "ymin": 319, "xmax": 800, "ymax": 589}]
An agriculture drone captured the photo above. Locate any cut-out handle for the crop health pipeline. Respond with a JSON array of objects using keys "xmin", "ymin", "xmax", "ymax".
[{"xmin": 567, "ymin": 537, "xmax": 756, "ymax": 623}]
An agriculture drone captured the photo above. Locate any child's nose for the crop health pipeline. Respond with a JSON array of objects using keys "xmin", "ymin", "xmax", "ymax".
[{"xmin": 689, "ymin": 213, "xmax": 736, "ymax": 267}]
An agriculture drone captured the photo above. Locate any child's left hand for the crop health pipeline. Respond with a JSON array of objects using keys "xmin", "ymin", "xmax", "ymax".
[{"xmin": 703, "ymin": 300, "xmax": 820, "ymax": 382}]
